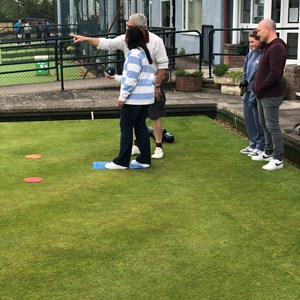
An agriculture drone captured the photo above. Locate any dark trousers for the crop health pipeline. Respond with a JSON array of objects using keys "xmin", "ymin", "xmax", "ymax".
[
  {"xmin": 113, "ymin": 104, "xmax": 151, "ymax": 167},
  {"xmin": 25, "ymin": 34, "xmax": 31, "ymax": 44}
]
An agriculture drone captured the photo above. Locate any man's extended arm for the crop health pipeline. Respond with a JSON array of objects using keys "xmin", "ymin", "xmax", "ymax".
[{"xmin": 70, "ymin": 34, "xmax": 99, "ymax": 48}]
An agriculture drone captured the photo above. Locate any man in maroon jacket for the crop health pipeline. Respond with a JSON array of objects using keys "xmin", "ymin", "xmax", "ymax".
[{"xmin": 252, "ymin": 19, "xmax": 287, "ymax": 171}]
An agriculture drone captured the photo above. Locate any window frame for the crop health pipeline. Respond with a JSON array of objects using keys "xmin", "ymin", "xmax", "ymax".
[{"xmin": 181, "ymin": 0, "xmax": 202, "ymax": 32}]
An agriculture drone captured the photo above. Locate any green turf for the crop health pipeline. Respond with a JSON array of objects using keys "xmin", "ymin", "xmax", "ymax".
[
  {"xmin": 0, "ymin": 61, "xmax": 95, "ymax": 86},
  {"xmin": 0, "ymin": 43, "xmax": 95, "ymax": 86},
  {"xmin": 0, "ymin": 116, "xmax": 299, "ymax": 299}
]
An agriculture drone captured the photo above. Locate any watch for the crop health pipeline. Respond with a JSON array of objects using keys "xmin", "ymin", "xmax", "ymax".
[{"xmin": 155, "ymin": 84, "xmax": 161, "ymax": 88}]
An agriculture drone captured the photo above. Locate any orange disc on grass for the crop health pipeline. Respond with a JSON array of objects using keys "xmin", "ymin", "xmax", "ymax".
[
  {"xmin": 79, "ymin": 73, "xmax": 85, "ymax": 76},
  {"xmin": 25, "ymin": 154, "xmax": 42, "ymax": 159},
  {"xmin": 23, "ymin": 177, "xmax": 44, "ymax": 183}
]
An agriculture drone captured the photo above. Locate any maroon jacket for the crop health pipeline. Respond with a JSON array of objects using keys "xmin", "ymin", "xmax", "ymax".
[{"xmin": 253, "ymin": 38, "xmax": 287, "ymax": 100}]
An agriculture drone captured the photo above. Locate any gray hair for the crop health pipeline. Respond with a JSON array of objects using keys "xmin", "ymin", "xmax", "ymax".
[{"xmin": 128, "ymin": 13, "xmax": 148, "ymax": 27}]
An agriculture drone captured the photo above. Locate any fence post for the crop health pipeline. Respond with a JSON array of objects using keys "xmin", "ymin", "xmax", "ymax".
[
  {"xmin": 55, "ymin": 39, "xmax": 60, "ymax": 81},
  {"xmin": 208, "ymin": 29, "xmax": 215, "ymax": 78},
  {"xmin": 59, "ymin": 42, "xmax": 65, "ymax": 91}
]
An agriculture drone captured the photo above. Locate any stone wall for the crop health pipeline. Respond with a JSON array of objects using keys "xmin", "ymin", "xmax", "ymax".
[
  {"xmin": 284, "ymin": 65, "xmax": 300, "ymax": 100},
  {"xmin": 223, "ymin": 43, "xmax": 245, "ymax": 68}
]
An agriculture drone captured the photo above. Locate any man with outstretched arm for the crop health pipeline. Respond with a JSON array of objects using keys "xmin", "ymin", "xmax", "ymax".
[{"xmin": 71, "ymin": 13, "xmax": 169, "ymax": 159}]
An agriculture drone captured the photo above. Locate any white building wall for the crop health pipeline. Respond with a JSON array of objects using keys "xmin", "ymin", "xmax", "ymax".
[{"xmin": 147, "ymin": 0, "xmax": 300, "ymax": 65}]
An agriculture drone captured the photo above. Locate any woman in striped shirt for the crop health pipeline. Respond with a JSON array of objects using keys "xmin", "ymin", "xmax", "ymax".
[{"xmin": 105, "ymin": 27, "xmax": 155, "ymax": 170}]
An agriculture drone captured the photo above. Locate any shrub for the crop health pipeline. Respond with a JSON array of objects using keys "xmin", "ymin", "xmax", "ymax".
[
  {"xmin": 225, "ymin": 71, "xmax": 243, "ymax": 81},
  {"xmin": 175, "ymin": 70, "xmax": 203, "ymax": 77},
  {"xmin": 175, "ymin": 70, "xmax": 186, "ymax": 77},
  {"xmin": 212, "ymin": 64, "xmax": 229, "ymax": 76},
  {"xmin": 192, "ymin": 70, "xmax": 204, "ymax": 77}
]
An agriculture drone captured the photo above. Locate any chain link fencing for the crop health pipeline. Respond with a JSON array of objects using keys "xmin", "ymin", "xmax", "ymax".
[
  {"xmin": 0, "ymin": 1, "xmax": 199, "ymax": 89},
  {"xmin": 0, "ymin": 0, "xmax": 126, "ymax": 87}
]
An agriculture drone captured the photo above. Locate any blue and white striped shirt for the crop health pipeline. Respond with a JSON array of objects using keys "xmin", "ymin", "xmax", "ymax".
[{"xmin": 119, "ymin": 48, "xmax": 155, "ymax": 105}]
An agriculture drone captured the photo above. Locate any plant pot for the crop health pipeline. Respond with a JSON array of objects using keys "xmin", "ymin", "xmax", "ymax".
[
  {"xmin": 213, "ymin": 76, "xmax": 241, "ymax": 96},
  {"xmin": 175, "ymin": 76, "xmax": 202, "ymax": 92},
  {"xmin": 214, "ymin": 76, "xmax": 240, "ymax": 86}
]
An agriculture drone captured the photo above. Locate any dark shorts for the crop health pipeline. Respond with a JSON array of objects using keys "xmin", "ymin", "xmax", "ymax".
[{"xmin": 148, "ymin": 86, "xmax": 166, "ymax": 120}]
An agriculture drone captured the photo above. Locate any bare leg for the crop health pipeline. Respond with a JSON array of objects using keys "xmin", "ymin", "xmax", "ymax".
[
  {"xmin": 151, "ymin": 118, "xmax": 164, "ymax": 159},
  {"xmin": 131, "ymin": 128, "xmax": 140, "ymax": 155},
  {"xmin": 152, "ymin": 118, "xmax": 163, "ymax": 144}
]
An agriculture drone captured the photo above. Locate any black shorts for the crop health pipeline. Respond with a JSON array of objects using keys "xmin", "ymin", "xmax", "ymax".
[{"xmin": 148, "ymin": 86, "xmax": 166, "ymax": 120}]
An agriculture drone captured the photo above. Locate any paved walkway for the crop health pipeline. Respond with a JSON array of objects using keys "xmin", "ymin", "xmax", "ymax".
[{"xmin": 1, "ymin": 77, "xmax": 300, "ymax": 146}]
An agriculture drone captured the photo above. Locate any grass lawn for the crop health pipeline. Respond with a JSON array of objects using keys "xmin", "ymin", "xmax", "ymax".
[
  {"xmin": 0, "ymin": 116, "xmax": 299, "ymax": 299},
  {"xmin": 0, "ymin": 61, "xmax": 95, "ymax": 86},
  {"xmin": 0, "ymin": 42, "xmax": 95, "ymax": 86}
]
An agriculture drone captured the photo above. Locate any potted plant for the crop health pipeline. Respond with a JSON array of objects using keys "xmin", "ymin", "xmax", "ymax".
[
  {"xmin": 212, "ymin": 64, "xmax": 229, "ymax": 77},
  {"xmin": 175, "ymin": 70, "xmax": 203, "ymax": 92}
]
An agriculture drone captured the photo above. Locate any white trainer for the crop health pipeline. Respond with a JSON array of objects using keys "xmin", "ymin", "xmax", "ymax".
[
  {"xmin": 130, "ymin": 160, "xmax": 150, "ymax": 168},
  {"xmin": 262, "ymin": 159, "xmax": 283, "ymax": 171},
  {"xmin": 251, "ymin": 151, "xmax": 272, "ymax": 161},
  {"xmin": 131, "ymin": 145, "xmax": 141, "ymax": 156},
  {"xmin": 240, "ymin": 146, "xmax": 254, "ymax": 154},
  {"xmin": 151, "ymin": 147, "xmax": 164, "ymax": 159},
  {"xmin": 105, "ymin": 162, "xmax": 127, "ymax": 170},
  {"xmin": 248, "ymin": 149, "xmax": 263, "ymax": 157}
]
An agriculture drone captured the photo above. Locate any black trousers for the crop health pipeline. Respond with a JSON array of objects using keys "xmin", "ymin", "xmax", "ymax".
[{"xmin": 113, "ymin": 104, "xmax": 151, "ymax": 167}]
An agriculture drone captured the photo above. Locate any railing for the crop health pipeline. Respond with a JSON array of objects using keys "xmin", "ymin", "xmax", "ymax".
[
  {"xmin": 60, "ymin": 28, "xmax": 203, "ymax": 90},
  {"xmin": 0, "ymin": 29, "xmax": 203, "ymax": 91}
]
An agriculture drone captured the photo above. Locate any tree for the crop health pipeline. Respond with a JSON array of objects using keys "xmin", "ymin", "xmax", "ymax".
[{"xmin": 0, "ymin": 0, "xmax": 55, "ymax": 22}]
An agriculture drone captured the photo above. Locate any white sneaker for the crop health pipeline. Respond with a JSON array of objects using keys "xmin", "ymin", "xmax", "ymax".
[
  {"xmin": 131, "ymin": 145, "xmax": 140, "ymax": 156},
  {"xmin": 251, "ymin": 151, "xmax": 272, "ymax": 161},
  {"xmin": 248, "ymin": 149, "xmax": 263, "ymax": 157},
  {"xmin": 240, "ymin": 146, "xmax": 254, "ymax": 154},
  {"xmin": 105, "ymin": 162, "xmax": 127, "ymax": 170},
  {"xmin": 151, "ymin": 147, "xmax": 164, "ymax": 159},
  {"xmin": 262, "ymin": 159, "xmax": 283, "ymax": 171},
  {"xmin": 130, "ymin": 160, "xmax": 150, "ymax": 168}
]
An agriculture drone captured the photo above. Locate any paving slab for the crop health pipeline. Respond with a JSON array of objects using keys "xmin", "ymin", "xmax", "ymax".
[{"xmin": 0, "ymin": 78, "xmax": 299, "ymax": 145}]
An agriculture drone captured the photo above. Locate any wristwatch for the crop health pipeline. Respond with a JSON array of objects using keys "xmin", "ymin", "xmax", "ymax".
[{"xmin": 155, "ymin": 84, "xmax": 161, "ymax": 88}]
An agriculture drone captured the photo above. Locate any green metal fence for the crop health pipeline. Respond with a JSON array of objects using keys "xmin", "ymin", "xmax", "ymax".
[
  {"xmin": 0, "ymin": 1, "xmax": 203, "ymax": 89},
  {"xmin": 0, "ymin": 0, "xmax": 124, "ymax": 87}
]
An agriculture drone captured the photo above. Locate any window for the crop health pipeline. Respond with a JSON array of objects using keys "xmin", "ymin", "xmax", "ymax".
[
  {"xmin": 288, "ymin": 0, "xmax": 299, "ymax": 23},
  {"xmin": 161, "ymin": 0, "xmax": 171, "ymax": 27},
  {"xmin": 143, "ymin": 0, "xmax": 149, "ymax": 20},
  {"xmin": 253, "ymin": 0, "xmax": 264, "ymax": 24},
  {"xmin": 241, "ymin": 0, "xmax": 251, "ymax": 23},
  {"xmin": 287, "ymin": 33, "xmax": 298, "ymax": 59},
  {"xmin": 271, "ymin": 0, "xmax": 281, "ymax": 23},
  {"xmin": 182, "ymin": 0, "xmax": 202, "ymax": 30},
  {"xmin": 241, "ymin": 0, "xmax": 264, "ymax": 24}
]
